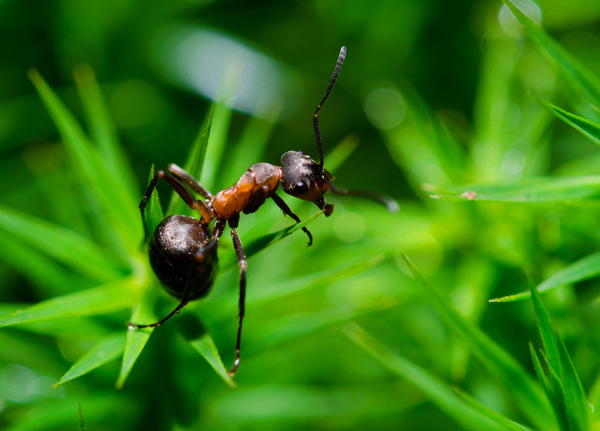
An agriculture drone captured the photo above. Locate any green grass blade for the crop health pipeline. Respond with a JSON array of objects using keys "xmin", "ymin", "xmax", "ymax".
[
  {"xmin": 116, "ymin": 293, "xmax": 157, "ymax": 389},
  {"xmin": 344, "ymin": 324, "xmax": 506, "ymax": 431},
  {"xmin": 28, "ymin": 69, "xmax": 140, "ymax": 253},
  {"xmin": 423, "ymin": 176, "xmax": 600, "ymax": 203},
  {"xmin": 529, "ymin": 343, "xmax": 553, "ymax": 398},
  {"xmin": 143, "ymin": 164, "xmax": 164, "ymax": 237},
  {"xmin": 402, "ymin": 255, "xmax": 554, "ymax": 430},
  {"xmin": 175, "ymin": 313, "xmax": 236, "ymax": 388},
  {"xmin": 0, "ymin": 276, "xmax": 138, "ymax": 327},
  {"xmin": 0, "ymin": 205, "xmax": 127, "ymax": 281},
  {"xmin": 221, "ymin": 111, "xmax": 277, "ymax": 189},
  {"xmin": 534, "ymin": 96, "xmax": 600, "ymax": 147},
  {"xmin": 54, "ymin": 333, "xmax": 126, "ymax": 387},
  {"xmin": 240, "ymin": 210, "xmax": 325, "ymax": 262},
  {"xmin": 167, "ymin": 105, "xmax": 214, "ymax": 216},
  {"xmin": 501, "ymin": 0, "xmax": 600, "ymax": 107},
  {"xmin": 0, "ymin": 230, "xmax": 84, "ymax": 296},
  {"xmin": 201, "ymin": 100, "xmax": 233, "ymax": 192},
  {"xmin": 530, "ymin": 284, "xmax": 591, "ymax": 431},
  {"xmin": 74, "ymin": 64, "xmax": 138, "ymax": 199},
  {"xmin": 452, "ymin": 388, "xmax": 534, "ymax": 431},
  {"xmin": 491, "ymin": 252, "xmax": 600, "ymax": 303}
]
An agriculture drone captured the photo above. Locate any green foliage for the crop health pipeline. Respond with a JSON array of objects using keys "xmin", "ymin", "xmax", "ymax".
[{"xmin": 3, "ymin": 0, "xmax": 600, "ymax": 430}]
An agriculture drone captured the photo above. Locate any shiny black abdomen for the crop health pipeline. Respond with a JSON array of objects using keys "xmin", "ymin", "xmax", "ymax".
[{"xmin": 149, "ymin": 215, "xmax": 217, "ymax": 300}]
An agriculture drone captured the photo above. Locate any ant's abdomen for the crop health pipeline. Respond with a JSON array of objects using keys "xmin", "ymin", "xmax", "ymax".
[{"xmin": 149, "ymin": 215, "xmax": 217, "ymax": 300}]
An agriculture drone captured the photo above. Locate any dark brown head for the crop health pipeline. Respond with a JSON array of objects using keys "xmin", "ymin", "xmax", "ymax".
[{"xmin": 280, "ymin": 150, "xmax": 334, "ymax": 216}]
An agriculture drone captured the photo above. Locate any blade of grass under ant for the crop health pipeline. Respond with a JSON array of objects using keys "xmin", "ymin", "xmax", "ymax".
[
  {"xmin": 116, "ymin": 291, "xmax": 158, "ymax": 389},
  {"xmin": 534, "ymin": 96, "xmax": 600, "ymax": 147},
  {"xmin": 491, "ymin": 252, "xmax": 600, "ymax": 303},
  {"xmin": 74, "ymin": 64, "xmax": 138, "ymax": 200},
  {"xmin": 502, "ymin": 0, "xmax": 600, "ymax": 107},
  {"xmin": 223, "ymin": 209, "xmax": 325, "ymax": 269},
  {"xmin": 423, "ymin": 176, "xmax": 600, "ymax": 203},
  {"xmin": 452, "ymin": 388, "xmax": 534, "ymax": 431},
  {"xmin": 0, "ymin": 276, "xmax": 139, "ymax": 328},
  {"xmin": 174, "ymin": 313, "xmax": 236, "ymax": 387},
  {"xmin": 530, "ymin": 283, "xmax": 591, "ymax": 431},
  {"xmin": 167, "ymin": 105, "xmax": 213, "ymax": 217},
  {"xmin": 28, "ymin": 70, "xmax": 140, "ymax": 255},
  {"xmin": 0, "ymin": 205, "xmax": 127, "ymax": 282},
  {"xmin": 402, "ymin": 255, "xmax": 554, "ymax": 430},
  {"xmin": 344, "ymin": 324, "xmax": 506, "ymax": 431},
  {"xmin": 55, "ymin": 333, "xmax": 126, "ymax": 387}
]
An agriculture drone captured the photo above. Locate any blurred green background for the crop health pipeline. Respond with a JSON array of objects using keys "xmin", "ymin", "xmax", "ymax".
[{"xmin": 3, "ymin": 0, "xmax": 600, "ymax": 430}]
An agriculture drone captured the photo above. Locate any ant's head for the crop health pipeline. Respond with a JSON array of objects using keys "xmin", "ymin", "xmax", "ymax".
[{"xmin": 280, "ymin": 151, "xmax": 334, "ymax": 216}]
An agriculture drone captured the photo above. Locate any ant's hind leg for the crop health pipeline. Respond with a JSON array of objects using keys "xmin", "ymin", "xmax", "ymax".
[
  {"xmin": 270, "ymin": 193, "xmax": 313, "ymax": 246},
  {"xmin": 229, "ymin": 228, "xmax": 247, "ymax": 377},
  {"xmin": 140, "ymin": 170, "xmax": 209, "ymax": 240},
  {"xmin": 168, "ymin": 164, "xmax": 214, "ymax": 200}
]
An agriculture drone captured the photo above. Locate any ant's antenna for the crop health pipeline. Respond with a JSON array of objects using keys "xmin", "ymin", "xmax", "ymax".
[{"xmin": 313, "ymin": 46, "xmax": 346, "ymax": 168}]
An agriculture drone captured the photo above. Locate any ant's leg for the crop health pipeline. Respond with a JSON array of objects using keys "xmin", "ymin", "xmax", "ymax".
[
  {"xmin": 140, "ymin": 170, "xmax": 204, "ymax": 239},
  {"xmin": 270, "ymin": 193, "xmax": 313, "ymax": 246},
  {"xmin": 213, "ymin": 218, "xmax": 227, "ymax": 238},
  {"xmin": 168, "ymin": 164, "xmax": 214, "ymax": 200},
  {"xmin": 229, "ymin": 227, "xmax": 247, "ymax": 377},
  {"xmin": 313, "ymin": 46, "xmax": 346, "ymax": 167},
  {"xmin": 324, "ymin": 178, "xmax": 399, "ymax": 213},
  {"xmin": 128, "ymin": 237, "xmax": 219, "ymax": 329}
]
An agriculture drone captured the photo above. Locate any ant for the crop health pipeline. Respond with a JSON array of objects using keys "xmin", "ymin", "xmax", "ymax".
[{"xmin": 129, "ymin": 46, "xmax": 398, "ymax": 377}]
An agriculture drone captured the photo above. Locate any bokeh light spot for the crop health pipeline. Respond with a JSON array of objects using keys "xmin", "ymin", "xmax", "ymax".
[
  {"xmin": 334, "ymin": 212, "xmax": 366, "ymax": 243},
  {"xmin": 365, "ymin": 88, "xmax": 405, "ymax": 129}
]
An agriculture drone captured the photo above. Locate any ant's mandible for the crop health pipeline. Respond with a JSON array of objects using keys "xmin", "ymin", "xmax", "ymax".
[{"xmin": 129, "ymin": 46, "xmax": 398, "ymax": 377}]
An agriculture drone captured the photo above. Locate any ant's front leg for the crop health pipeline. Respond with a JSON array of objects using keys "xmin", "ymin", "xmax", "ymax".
[{"xmin": 270, "ymin": 193, "xmax": 313, "ymax": 246}]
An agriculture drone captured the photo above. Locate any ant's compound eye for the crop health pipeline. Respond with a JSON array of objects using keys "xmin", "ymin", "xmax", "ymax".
[{"xmin": 295, "ymin": 181, "xmax": 309, "ymax": 195}]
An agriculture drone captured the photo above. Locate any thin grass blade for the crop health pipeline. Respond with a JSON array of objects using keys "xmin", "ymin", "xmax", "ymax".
[
  {"xmin": 54, "ymin": 333, "xmax": 127, "ymax": 387},
  {"xmin": 74, "ymin": 64, "xmax": 137, "ymax": 199},
  {"xmin": 531, "ymin": 341, "xmax": 570, "ymax": 431},
  {"xmin": 0, "ymin": 205, "xmax": 127, "ymax": 281},
  {"xmin": 116, "ymin": 294, "xmax": 157, "ymax": 389},
  {"xmin": 491, "ymin": 252, "xmax": 600, "ymax": 303},
  {"xmin": 201, "ymin": 100, "xmax": 233, "ymax": 192},
  {"xmin": 0, "ymin": 230, "xmax": 85, "ymax": 296},
  {"xmin": 402, "ymin": 255, "xmax": 554, "ymax": 430},
  {"xmin": 534, "ymin": 96, "xmax": 600, "ymax": 147},
  {"xmin": 344, "ymin": 324, "xmax": 506, "ymax": 431},
  {"xmin": 0, "ymin": 276, "xmax": 138, "ymax": 327},
  {"xmin": 452, "ymin": 388, "xmax": 534, "ymax": 431},
  {"xmin": 175, "ymin": 313, "xmax": 236, "ymax": 387},
  {"xmin": 28, "ymin": 69, "xmax": 140, "ymax": 253},
  {"xmin": 221, "ymin": 109, "xmax": 277, "ymax": 188},
  {"xmin": 530, "ymin": 284, "xmax": 591, "ymax": 431},
  {"xmin": 143, "ymin": 165, "xmax": 164, "ymax": 237},
  {"xmin": 423, "ymin": 176, "xmax": 600, "ymax": 203},
  {"xmin": 167, "ymin": 106, "xmax": 213, "ymax": 216},
  {"xmin": 502, "ymin": 0, "xmax": 600, "ymax": 107},
  {"xmin": 233, "ymin": 210, "xmax": 325, "ymax": 264}
]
